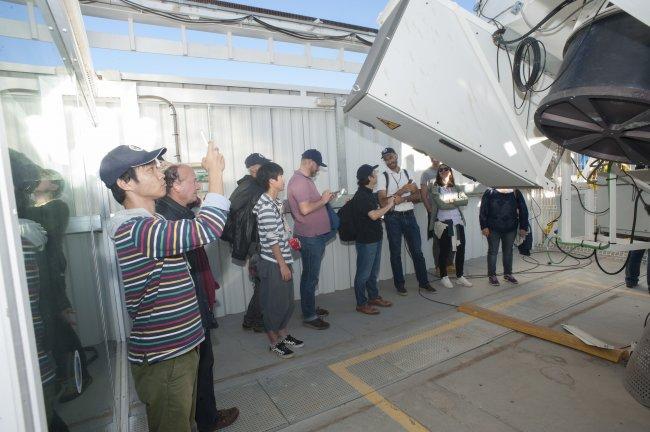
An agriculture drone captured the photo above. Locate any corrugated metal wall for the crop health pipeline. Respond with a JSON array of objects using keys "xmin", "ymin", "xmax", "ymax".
[
  {"xmin": 2, "ymin": 77, "xmax": 498, "ymax": 323},
  {"xmin": 136, "ymin": 86, "xmax": 490, "ymax": 317}
]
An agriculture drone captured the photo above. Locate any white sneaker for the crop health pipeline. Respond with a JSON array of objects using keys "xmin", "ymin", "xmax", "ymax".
[
  {"xmin": 456, "ymin": 276, "xmax": 473, "ymax": 287},
  {"xmin": 440, "ymin": 276, "xmax": 453, "ymax": 288}
]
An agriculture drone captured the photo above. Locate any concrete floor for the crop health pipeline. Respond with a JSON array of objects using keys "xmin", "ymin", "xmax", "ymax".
[
  {"xmin": 119, "ymin": 252, "xmax": 650, "ymax": 431},
  {"xmin": 201, "ymin": 251, "xmax": 650, "ymax": 432}
]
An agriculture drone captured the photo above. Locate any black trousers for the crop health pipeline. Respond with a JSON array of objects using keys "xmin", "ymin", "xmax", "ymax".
[
  {"xmin": 196, "ymin": 328, "xmax": 219, "ymax": 431},
  {"xmin": 243, "ymin": 254, "xmax": 263, "ymax": 326},
  {"xmin": 439, "ymin": 223, "xmax": 466, "ymax": 278},
  {"xmin": 51, "ymin": 317, "xmax": 89, "ymax": 383}
]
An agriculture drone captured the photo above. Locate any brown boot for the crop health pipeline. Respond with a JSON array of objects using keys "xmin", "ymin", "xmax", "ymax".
[
  {"xmin": 368, "ymin": 297, "xmax": 392, "ymax": 307},
  {"xmin": 203, "ymin": 407, "xmax": 239, "ymax": 431},
  {"xmin": 356, "ymin": 304, "xmax": 380, "ymax": 315}
]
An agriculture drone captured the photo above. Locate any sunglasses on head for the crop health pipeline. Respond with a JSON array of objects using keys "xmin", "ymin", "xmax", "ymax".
[{"xmin": 438, "ymin": 166, "xmax": 450, "ymax": 172}]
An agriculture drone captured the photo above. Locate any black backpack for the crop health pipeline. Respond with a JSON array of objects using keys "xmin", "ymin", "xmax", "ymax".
[{"xmin": 337, "ymin": 198, "xmax": 356, "ymax": 242}]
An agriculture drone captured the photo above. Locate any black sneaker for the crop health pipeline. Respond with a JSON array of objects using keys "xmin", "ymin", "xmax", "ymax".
[
  {"xmin": 270, "ymin": 341, "xmax": 294, "ymax": 359},
  {"xmin": 420, "ymin": 283, "xmax": 437, "ymax": 292},
  {"xmin": 396, "ymin": 284, "xmax": 408, "ymax": 296},
  {"xmin": 282, "ymin": 334, "xmax": 304, "ymax": 348},
  {"xmin": 303, "ymin": 317, "xmax": 330, "ymax": 330},
  {"xmin": 316, "ymin": 307, "xmax": 329, "ymax": 317},
  {"xmin": 242, "ymin": 321, "xmax": 265, "ymax": 333}
]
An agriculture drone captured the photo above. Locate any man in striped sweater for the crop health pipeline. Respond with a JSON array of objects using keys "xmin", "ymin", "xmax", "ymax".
[{"xmin": 100, "ymin": 143, "xmax": 230, "ymax": 432}]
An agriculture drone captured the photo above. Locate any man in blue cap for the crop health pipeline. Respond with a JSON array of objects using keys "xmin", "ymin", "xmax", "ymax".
[
  {"xmin": 287, "ymin": 149, "xmax": 336, "ymax": 330},
  {"xmin": 100, "ymin": 143, "xmax": 232, "ymax": 432}
]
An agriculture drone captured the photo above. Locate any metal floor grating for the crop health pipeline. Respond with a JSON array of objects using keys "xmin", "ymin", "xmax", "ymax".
[
  {"xmin": 129, "ymin": 270, "xmax": 628, "ymax": 431},
  {"xmin": 347, "ymin": 357, "xmax": 408, "ymax": 389},
  {"xmin": 260, "ymin": 363, "xmax": 360, "ymax": 423},
  {"xmin": 215, "ymin": 381, "xmax": 288, "ymax": 432}
]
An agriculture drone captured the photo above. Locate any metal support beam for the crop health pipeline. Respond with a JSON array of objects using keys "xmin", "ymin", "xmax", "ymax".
[
  {"xmin": 77, "ymin": 0, "xmax": 375, "ymax": 53},
  {"xmin": 0, "ymin": 15, "xmax": 366, "ymax": 73},
  {"xmin": 584, "ymin": 186, "xmax": 595, "ymax": 240},
  {"xmin": 334, "ymin": 96, "xmax": 348, "ymax": 191},
  {"xmin": 609, "ymin": 169, "xmax": 617, "ymax": 244},
  {"xmin": 25, "ymin": 1, "xmax": 38, "ymax": 39},
  {"xmin": 35, "ymin": 0, "xmax": 98, "ymax": 123},
  {"xmin": 560, "ymin": 151, "xmax": 572, "ymax": 242}
]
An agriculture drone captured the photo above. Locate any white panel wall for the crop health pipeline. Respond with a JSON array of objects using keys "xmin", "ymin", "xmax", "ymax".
[
  {"xmin": 139, "ymin": 92, "xmax": 490, "ymax": 317},
  {"xmin": 2, "ymin": 75, "xmax": 493, "ymax": 323}
]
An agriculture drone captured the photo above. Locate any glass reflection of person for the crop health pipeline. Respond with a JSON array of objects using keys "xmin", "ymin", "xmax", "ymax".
[
  {"xmin": 10, "ymin": 149, "xmax": 69, "ymax": 431},
  {"xmin": 26, "ymin": 168, "xmax": 92, "ymax": 402}
]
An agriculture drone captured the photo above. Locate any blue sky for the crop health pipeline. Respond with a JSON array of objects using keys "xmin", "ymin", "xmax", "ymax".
[{"xmin": 0, "ymin": 0, "xmax": 476, "ymax": 89}]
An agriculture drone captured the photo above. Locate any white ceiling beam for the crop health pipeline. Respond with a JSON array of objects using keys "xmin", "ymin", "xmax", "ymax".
[
  {"xmin": 0, "ymin": 17, "xmax": 364, "ymax": 73},
  {"xmin": 77, "ymin": 0, "xmax": 374, "ymax": 53}
]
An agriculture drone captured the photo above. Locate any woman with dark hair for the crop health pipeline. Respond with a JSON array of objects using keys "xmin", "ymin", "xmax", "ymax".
[{"xmin": 431, "ymin": 164, "xmax": 472, "ymax": 289}]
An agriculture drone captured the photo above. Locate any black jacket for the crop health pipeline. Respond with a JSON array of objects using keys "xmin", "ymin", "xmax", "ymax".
[
  {"xmin": 221, "ymin": 175, "xmax": 265, "ymax": 260},
  {"xmin": 479, "ymin": 188, "xmax": 529, "ymax": 233},
  {"xmin": 155, "ymin": 196, "xmax": 213, "ymax": 327}
]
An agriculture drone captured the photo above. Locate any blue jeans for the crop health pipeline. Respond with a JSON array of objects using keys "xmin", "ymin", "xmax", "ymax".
[
  {"xmin": 354, "ymin": 241, "xmax": 382, "ymax": 307},
  {"xmin": 625, "ymin": 249, "xmax": 649, "ymax": 287},
  {"xmin": 384, "ymin": 211, "xmax": 429, "ymax": 287},
  {"xmin": 297, "ymin": 231, "xmax": 335, "ymax": 321},
  {"xmin": 487, "ymin": 229, "xmax": 516, "ymax": 276}
]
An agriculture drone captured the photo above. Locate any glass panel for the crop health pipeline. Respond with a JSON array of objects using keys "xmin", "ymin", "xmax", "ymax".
[{"xmin": 1, "ymin": 73, "xmax": 117, "ymax": 430}]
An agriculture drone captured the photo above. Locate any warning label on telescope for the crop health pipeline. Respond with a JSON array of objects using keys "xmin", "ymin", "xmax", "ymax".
[{"xmin": 377, "ymin": 117, "xmax": 401, "ymax": 130}]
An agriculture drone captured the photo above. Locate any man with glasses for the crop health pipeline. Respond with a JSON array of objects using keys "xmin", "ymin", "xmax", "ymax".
[
  {"xmin": 377, "ymin": 147, "xmax": 435, "ymax": 295},
  {"xmin": 156, "ymin": 164, "xmax": 239, "ymax": 431},
  {"xmin": 101, "ymin": 143, "xmax": 230, "ymax": 432}
]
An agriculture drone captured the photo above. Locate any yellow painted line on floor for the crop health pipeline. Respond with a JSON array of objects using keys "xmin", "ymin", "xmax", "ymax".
[
  {"xmin": 333, "ymin": 281, "xmax": 568, "ymax": 369},
  {"xmin": 328, "ymin": 279, "xmax": 586, "ymax": 432},
  {"xmin": 329, "ymin": 363, "xmax": 430, "ymax": 432}
]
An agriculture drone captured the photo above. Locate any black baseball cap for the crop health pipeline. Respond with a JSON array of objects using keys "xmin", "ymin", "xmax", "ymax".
[
  {"xmin": 99, "ymin": 145, "xmax": 167, "ymax": 187},
  {"xmin": 356, "ymin": 164, "xmax": 379, "ymax": 181},
  {"xmin": 245, "ymin": 153, "xmax": 270, "ymax": 168},
  {"xmin": 381, "ymin": 147, "xmax": 397, "ymax": 158},
  {"xmin": 302, "ymin": 149, "xmax": 327, "ymax": 167}
]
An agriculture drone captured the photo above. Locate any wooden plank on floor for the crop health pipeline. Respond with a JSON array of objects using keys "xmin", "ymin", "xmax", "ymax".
[{"xmin": 457, "ymin": 303, "xmax": 629, "ymax": 363}]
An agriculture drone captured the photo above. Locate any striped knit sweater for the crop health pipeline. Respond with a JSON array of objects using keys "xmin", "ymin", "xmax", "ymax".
[
  {"xmin": 22, "ymin": 236, "xmax": 56, "ymax": 385},
  {"xmin": 254, "ymin": 193, "xmax": 293, "ymax": 264},
  {"xmin": 109, "ymin": 193, "xmax": 229, "ymax": 364}
]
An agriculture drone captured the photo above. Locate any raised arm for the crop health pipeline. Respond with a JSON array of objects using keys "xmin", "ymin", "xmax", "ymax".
[
  {"xmin": 130, "ymin": 196, "xmax": 229, "ymax": 258},
  {"xmin": 131, "ymin": 141, "xmax": 230, "ymax": 258}
]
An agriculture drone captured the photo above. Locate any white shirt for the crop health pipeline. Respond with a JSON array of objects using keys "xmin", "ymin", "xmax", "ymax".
[
  {"xmin": 436, "ymin": 187, "xmax": 464, "ymax": 226},
  {"xmin": 375, "ymin": 167, "xmax": 414, "ymax": 212}
]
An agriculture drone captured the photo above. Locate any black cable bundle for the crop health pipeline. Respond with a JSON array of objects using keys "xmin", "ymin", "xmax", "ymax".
[{"xmin": 512, "ymin": 37, "xmax": 545, "ymax": 93}]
